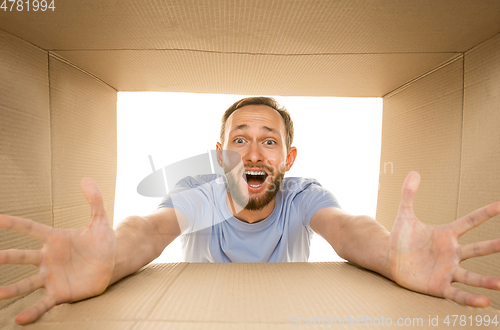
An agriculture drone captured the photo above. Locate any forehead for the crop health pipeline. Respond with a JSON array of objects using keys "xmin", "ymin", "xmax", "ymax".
[{"xmin": 226, "ymin": 105, "xmax": 286, "ymax": 134}]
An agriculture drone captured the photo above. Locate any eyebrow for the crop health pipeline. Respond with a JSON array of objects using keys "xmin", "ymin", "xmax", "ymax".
[{"xmin": 230, "ymin": 124, "xmax": 279, "ymax": 135}]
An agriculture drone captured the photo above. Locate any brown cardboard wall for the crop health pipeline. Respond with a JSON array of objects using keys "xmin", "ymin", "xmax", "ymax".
[
  {"xmin": 49, "ymin": 56, "xmax": 117, "ymax": 229},
  {"xmin": 377, "ymin": 57, "xmax": 464, "ymax": 228},
  {"xmin": 1, "ymin": 0, "xmax": 500, "ymax": 97},
  {"xmin": 1, "ymin": 0, "xmax": 499, "ymax": 54},
  {"xmin": 51, "ymin": 50, "xmax": 458, "ymax": 97},
  {"xmin": 0, "ymin": 31, "xmax": 118, "ymax": 312},
  {"xmin": 2, "ymin": 263, "xmax": 499, "ymax": 329},
  {"xmin": 455, "ymin": 32, "xmax": 500, "ymax": 309},
  {"xmin": 0, "ymin": 30, "xmax": 52, "ymax": 310},
  {"xmin": 378, "ymin": 33, "xmax": 500, "ymax": 309}
]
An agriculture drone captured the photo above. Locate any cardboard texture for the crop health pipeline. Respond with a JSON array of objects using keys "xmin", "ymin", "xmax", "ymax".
[
  {"xmin": 1, "ymin": 0, "xmax": 500, "ymax": 96},
  {"xmin": 51, "ymin": 50, "xmax": 459, "ymax": 97},
  {"xmin": 1, "ymin": 0, "xmax": 498, "ymax": 53},
  {"xmin": 1, "ymin": 263, "xmax": 500, "ymax": 330},
  {"xmin": 49, "ymin": 56, "xmax": 117, "ymax": 229},
  {"xmin": 377, "ymin": 57, "xmax": 464, "ymax": 229},
  {"xmin": 0, "ymin": 28, "xmax": 117, "ymax": 310},
  {"xmin": 377, "ymin": 33, "xmax": 500, "ymax": 309},
  {"xmin": 0, "ymin": 30, "xmax": 51, "ymax": 310},
  {"xmin": 1, "ymin": 0, "xmax": 500, "ymax": 328},
  {"xmin": 456, "ymin": 32, "xmax": 500, "ymax": 308}
]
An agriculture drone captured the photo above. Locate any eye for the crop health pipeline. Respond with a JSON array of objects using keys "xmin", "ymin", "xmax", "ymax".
[
  {"xmin": 234, "ymin": 138, "xmax": 245, "ymax": 144},
  {"xmin": 264, "ymin": 140, "xmax": 276, "ymax": 146}
]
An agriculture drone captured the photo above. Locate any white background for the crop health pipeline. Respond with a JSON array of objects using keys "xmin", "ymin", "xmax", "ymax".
[{"xmin": 114, "ymin": 93, "xmax": 383, "ymax": 262}]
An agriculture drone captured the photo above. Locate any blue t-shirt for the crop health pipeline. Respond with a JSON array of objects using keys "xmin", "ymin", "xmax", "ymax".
[{"xmin": 158, "ymin": 174, "xmax": 340, "ymax": 262}]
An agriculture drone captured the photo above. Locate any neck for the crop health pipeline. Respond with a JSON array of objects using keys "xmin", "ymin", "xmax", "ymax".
[{"xmin": 226, "ymin": 192, "xmax": 276, "ymax": 224}]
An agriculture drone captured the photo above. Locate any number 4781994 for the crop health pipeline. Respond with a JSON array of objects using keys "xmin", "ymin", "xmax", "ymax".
[{"xmin": 1, "ymin": 0, "xmax": 55, "ymax": 11}]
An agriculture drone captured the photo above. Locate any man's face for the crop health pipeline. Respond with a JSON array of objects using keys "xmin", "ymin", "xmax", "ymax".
[{"xmin": 217, "ymin": 105, "xmax": 295, "ymax": 211}]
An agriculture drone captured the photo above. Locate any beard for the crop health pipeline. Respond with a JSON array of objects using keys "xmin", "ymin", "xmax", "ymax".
[{"xmin": 225, "ymin": 164, "xmax": 285, "ymax": 211}]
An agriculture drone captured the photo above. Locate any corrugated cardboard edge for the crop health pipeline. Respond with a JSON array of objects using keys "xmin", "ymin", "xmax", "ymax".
[
  {"xmin": 48, "ymin": 54, "xmax": 117, "ymax": 229},
  {"xmin": 455, "ymin": 31, "xmax": 500, "ymax": 310},
  {"xmin": 383, "ymin": 54, "xmax": 464, "ymax": 98},
  {"xmin": 0, "ymin": 28, "xmax": 51, "ymax": 311},
  {"xmin": 4, "ymin": 263, "xmax": 498, "ymax": 330},
  {"xmin": 0, "ymin": 29, "xmax": 118, "ymax": 311},
  {"xmin": 378, "ymin": 32, "xmax": 500, "ymax": 309}
]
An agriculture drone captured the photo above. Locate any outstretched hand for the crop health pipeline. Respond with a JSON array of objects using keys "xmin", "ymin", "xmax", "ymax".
[
  {"xmin": 390, "ymin": 171, "xmax": 500, "ymax": 307},
  {"xmin": 0, "ymin": 178, "xmax": 116, "ymax": 325}
]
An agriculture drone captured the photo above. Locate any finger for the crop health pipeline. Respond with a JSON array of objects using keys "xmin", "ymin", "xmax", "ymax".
[
  {"xmin": 15, "ymin": 293, "xmax": 56, "ymax": 325},
  {"xmin": 451, "ymin": 201, "xmax": 500, "ymax": 238},
  {"xmin": 0, "ymin": 214, "xmax": 51, "ymax": 242},
  {"xmin": 398, "ymin": 171, "xmax": 421, "ymax": 212},
  {"xmin": 453, "ymin": 267, "xmax": 500, "ymax": 290},
  {"xmin": 0, "ymin": 274, "xmax": 44, "ymax": 300},
  {"xmin": 460, "ymin": 238, "xmax": 500, "ymax": 260},
  {"xmin": 80, "ymin": 177, "xmax": 107, "ymax": 219},
  {"xmin": 442, "ymin": 285, "xmax": 491, "ymax": 307},
  {"xmin": 0, "ymin": 249, "xmax": 41, "ymax": 265}
]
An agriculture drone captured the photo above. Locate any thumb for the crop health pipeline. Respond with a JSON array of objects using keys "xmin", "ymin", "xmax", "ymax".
[
  {"xmin": 399, "ymin": 171, "xmax": 421, "ymax": 211},
  {"xmin": 81, "ymin": 177, "xmax": 107, "ymax": 221}
]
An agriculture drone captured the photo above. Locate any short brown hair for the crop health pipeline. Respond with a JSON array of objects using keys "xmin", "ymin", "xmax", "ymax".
[{"xmin": 220, "ymin": 97, "xmax": 294, "ymax": 151}]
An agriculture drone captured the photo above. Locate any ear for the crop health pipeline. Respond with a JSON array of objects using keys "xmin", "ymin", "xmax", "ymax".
[
  {"xmin": 216, "ymin": 142, "xmax": 223, "ymax": 167},
  {"xmin": 285, "ymin": 147, "xmax": 297, "ymax": 172}
]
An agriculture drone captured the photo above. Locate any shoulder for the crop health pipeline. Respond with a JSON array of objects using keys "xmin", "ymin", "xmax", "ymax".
[
  {"xmin": 281, "ymin": 177, "xmax": 340, "ymax": 208},
  {"xmin": 281, "ymin": 177, "xmax": 324, "ymax": 194},
  {"xmin": 281, "ymin": 177, "xmax": 341, "ymax": 228},
  {"xmin": 171, "ymin": 174, "xmax": 224, "ymax": 191},
  {"xmin": 165, "ymin": 174, "xmax": 226, "ymax": 203},
  {"xmin": 160, "ymin": 174, "xmax": 225, "ymax": 208}
]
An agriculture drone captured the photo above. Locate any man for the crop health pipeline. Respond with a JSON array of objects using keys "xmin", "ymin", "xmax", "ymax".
[{"xmin": 1, "ymin": 97, "xmax": 500, "ymax": 325}]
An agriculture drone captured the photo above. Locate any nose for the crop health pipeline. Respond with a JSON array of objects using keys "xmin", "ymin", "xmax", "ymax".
[{"xmin": 244, "ymin": 141, "xmax": 264, "ymax": 164}]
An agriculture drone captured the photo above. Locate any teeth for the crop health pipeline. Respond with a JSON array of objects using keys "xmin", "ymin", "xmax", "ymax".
[
  {"xmin": 244, "ymin": 170, "xmax": 267, "ymax": 188},
  {"xmin": 245, "ymin": 170, "xmax": 266, "ymax": 175}
]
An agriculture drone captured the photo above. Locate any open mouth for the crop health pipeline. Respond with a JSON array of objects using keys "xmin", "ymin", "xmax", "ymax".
[{"xmin": 243, "ymin": 170, "xmax": 268, "ymax": 188}]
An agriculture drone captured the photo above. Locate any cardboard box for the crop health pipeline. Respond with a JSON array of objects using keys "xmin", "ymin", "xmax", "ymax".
[
  {"xmin": 1, "ymin": 263, "xmax": 500, "ymax": 329},
  {"xmin": 1, "ymin": 0, "xmax": 500, "ymax": 328}
]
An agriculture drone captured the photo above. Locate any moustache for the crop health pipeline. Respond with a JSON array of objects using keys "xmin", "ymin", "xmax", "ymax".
[{"xmin": 242, "ymin": 163, "xmax": 275, "ymax": 175}]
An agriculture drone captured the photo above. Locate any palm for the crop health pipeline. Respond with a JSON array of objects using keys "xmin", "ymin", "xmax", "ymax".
[
  {"xmin": 0, "ymin": 178, "xmax": 116, "ymax": 324},
  {"xmin": 389, "ymin": 171, "xmax": 500, "ymax": 307},
  {"xmin": 41, "ymin": 216, "xmax": 116, "ymax": 303}
]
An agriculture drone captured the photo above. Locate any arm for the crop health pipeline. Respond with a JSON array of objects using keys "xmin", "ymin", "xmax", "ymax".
[
  {"xmin": 0, "ymin": 177, "xmax": 184, "ymax": 324},
  {"xmin": 311, "ymin": 171, "xmax": 500, "ymax": 307},
  {"xmin": 110, "ymin": 207, "xmax": 186, "ymax": 285},
  {"xmin": 310, "ymin": 207, "xmax": 393, "ymax": 281}
]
